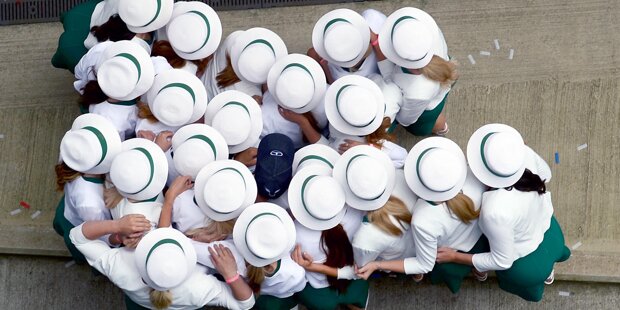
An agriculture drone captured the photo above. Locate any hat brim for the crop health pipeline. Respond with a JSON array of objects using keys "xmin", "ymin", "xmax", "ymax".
[
  {"xmin": 146, "ymin": 69, "xmax": 208, "ymax": 126},
  {"xmin": 96, "ymin": 40, "xmax": 155, "ymax": 101},
  {"xmin": 194, "ymin": 160, "xmax": 257, "ymax": 221},
  {"xmin": 292, "ymin": 143, "xmax": 340, "ymax": 174},
  {"xmin": 266, "ymin": 53, "xmax": 327, "ymax": 114},
  {"xmin": 113, "ymin": 138, "xmax": 169, "ymax": 201},
  {"xmin": 324, "ymin": 75, "xmax": 384, "ymax": 136},
  {"xmin": 134, "ymin": 227, "xmax": 196, "ymax": 291},
  {"xmin": 170, "ymin": 123, "xmax": 229, "ymax": 179},
  {"xmin": 166, "ymin": 2, "xmax": 222, "ymax": 60},
  {"xmin": 466, "ymin": 124, "xmax": 526, "ymax": 188},
  {"xmin": 288, "ymin": 165, "xmax": 346, "ymax": 231},
  {"xmin": 63, "ymin": 113, "xmax": 122, "ymax": 174},
  {"xmin": 120, "ymin": 0, "xmax": 174, "ymax": 33},
  {"xmin": 378, "ymin": 7, "xmax": 439, "ymax": 69},
  {"xmin": 230, "ymin": 27, "xmax": 288, "ymax": 84},
  {"xmin": 333, "ymin": 145, "xmax": 396, "ymax": 211},
  {"xmin": 205, "ymin": 90, "xmax": 263, "ymax": 154},
  {"xmin": 404, "ymin": 137, "xmax": 467, "ymax": 201},
  {"xmin": 392, "ymin": 169, "xmax": 418, "ymax": 213},
  {"xmin": 232, "ymin": 203, "xmax": 296, "ymax": 267},
  {"xmin": 312, "ymin": 8, "xmax": 370, "ymax": 68}
]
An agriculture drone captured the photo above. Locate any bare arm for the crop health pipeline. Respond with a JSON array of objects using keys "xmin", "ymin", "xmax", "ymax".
[
  {"xmin": 159, "ymin": 176, "xmax": 193, "ymax": 228},
  {"xmin": 82, "ymin": 215, "xmax": 151, "ymax": 240},
  {"xmin": 209, "ymin": 244, "xmax": 253, "ymax": 302}
]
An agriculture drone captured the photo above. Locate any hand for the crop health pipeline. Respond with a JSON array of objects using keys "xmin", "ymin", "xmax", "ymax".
[
  {"xmin": 436, "ymin": 247, "xmax": 457, "ymax": 263},
  {"xmin": 209, "ymin": 244, "xmax": 238, "ymax": 279},
  {"xmin": 338, "ymin": 139, "xmax": 366, "ymax": 154},
  {"xmin": 356, "ymin": 261, "xmax": 379, "ymax": 280},
  {"xmin": 115, "ymin": 214, "xmax": 151, "ymax": 236},
  {"xmin": 154, "ymin": 131, "xmax": 173, "ymax": 151},
  {"xmin": 291, "ymin": 244, "xmax": 314, "ymax": 269},
  {"xmin": 166, "ymin": 175, "xmax": 193, "ymax": 200},
  {"xmin": 121, "ymin": 234, "xmax": 143, "ymax": 248},
  {"xmin": 137, "ymin": 130, "xmax": 156, "ymax": 142},
  {"xmin": 233, "ymin": 147, "xmax": 258, "ymax": 167},
  {"xmin": 186, "ymin": 227, "xmax": 227, "ymax": 243},
  {"xmin": 278, "ymin": 106, "xmax": 307, "ymax": 125}
]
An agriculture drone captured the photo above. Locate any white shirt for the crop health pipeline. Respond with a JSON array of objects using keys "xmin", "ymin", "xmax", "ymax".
[
  {"xmin": 327, "ymin": 51, "xmax": 380, "ymax": 81},
  {"xmin": 192, "ymin": 239, "xmax": 247, "ymax": 277},
  {"xmin": 172, "ymin": 189, "xmax": 210, "ymax": 233},
  {"xmin": 89, "ymin": 101, "xmax": 138, "ymax": 141},
  {"xmin": 110, "ymin": 195, "xmax": 163, "ymax": 232},
  {"xmin": 261, "ymin": 91, "xmax": 305, "ymax": 149},
  {"xmin": 326, "ymin": 125, "xmax": 407, "ymax": 168},
  {"xmin": 260, "ymin": 256, "xmax": 307, "ymax": 298},
  {"xmin": 70, "ymin": 224, "xmax": 255, "ymax": 310},
  {"xmin": 63, "ymin": 176, "xmax": 110, "ymax": 227},
  {"xmin": 403, "ymin": 173, "xmax": 485, "ymax": 275},
  {"xmin": 135, "ymin": 118, "xmax": 180, "ymax": 137},
  {"xmin": 83, "ymin": 0, "xmax": 120, "ymax": 49}
]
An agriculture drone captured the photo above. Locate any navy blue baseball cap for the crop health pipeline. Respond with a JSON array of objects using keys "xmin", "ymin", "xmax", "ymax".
[{"xmin": 255, "ymin": 133, "xmax": 294, "ymax": 199}]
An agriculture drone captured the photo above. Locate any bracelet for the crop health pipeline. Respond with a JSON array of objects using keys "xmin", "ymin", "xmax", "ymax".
[
  {"xmin": 371, "ymin": 39, "xmax": 379, "ymax": 47},
  {"xmin": 225, "ymin": 273, "xmax": 240, "ymax": 284}
]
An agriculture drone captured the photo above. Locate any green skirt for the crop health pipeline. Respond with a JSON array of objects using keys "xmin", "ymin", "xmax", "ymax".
[
  {"xmin": 495, "ymin": 216, "xmax": 571, "ymax": 302},
  {"xmin": 253, "ymin": 294, "xmax": 299, "ymax": 310},
  {"xmin": 297, "ymin": 279, "xmax": 369, "ymax": 310},
  {"xmin": 429, "ymin": 235, "xmax": 490, "ymax": 294},
  {"xmin": 402, "ymin": 92, "xmax": 449, "ymax": 136},
  {"xmin": 52, "ymin": 195, "xmax": 87, "ymax": 264}
]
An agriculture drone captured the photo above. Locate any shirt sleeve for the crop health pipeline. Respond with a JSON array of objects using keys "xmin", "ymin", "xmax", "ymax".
[
  {"xmin": 198, "ymin": 275, "xmax": 256, "ymax": 310},
  {"xmin": 524, "ymin": 145, "xmax": 552, "ymax": 183},
  {"xmin": 73, "ymin": 41, "xmax": 112, "ymax": 93},
  {"xmin": 472, "ymin": 212, "xmax": 516, "ymax": 272},
  {"xmin": 377, "ymin": 59, "xmax": 396, "ymax": 79},
  {"xmin": 380, "ymin": 141, "xmax": 407, "ymax": 169},
  {"xmin": 69, "ymin": 224, "xmax": 118, "ymax": 276},
  {"xmin": 368, "ymin": 74, "xmax": 402, "ymax": 123},
  {"xmin": 403, "ymin": 220, "xmax": 438, "ymax": 275}
]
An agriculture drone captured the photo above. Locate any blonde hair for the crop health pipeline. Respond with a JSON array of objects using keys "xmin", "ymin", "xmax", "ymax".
[
  {"xmin": 216, "ymin": 54, "xmax": 241, "ymax": 89},
  {"xmin": 137, "ymin": 101, "xmax": 158, "ymax": 122},
  {"xmin": 104, "ymin": 186, "xmax": 123, "ymax": 209},
  {"xmin": 420, "ymin": 55, "xmax": 459, "ymax": 87},
  {"xmin": 367, "ymin": 196, "xmax": 412, "ymax": 236},
  {"xmin": 365, "ymin": 117, "xmax": 396, "ymax": 148},
  {"xmin": 149, "ymin": 289, "xmax": 173, "ymax": 310},
  {"xmin": 54, "ymin": 162, "xmax": 81, "ymax": 192},
  {"xmin": 185, "ymin": 219, "xmax": 236, "ymax": 239},
  {"xmin": 245, "ymin": 263, "xmax": 265, "ymax": 294},
  {"xmin": 445, "ymin": 193, "xmax": 479, "ymax": 224}
]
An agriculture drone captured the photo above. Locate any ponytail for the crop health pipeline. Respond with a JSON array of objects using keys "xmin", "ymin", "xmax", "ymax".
[
  {"xmin": 54, "ymin": 162, "xmax": 80, "ymax": 192},
  {"xmin": 419, "ymin": 55, "xmax": 458, "ymax": 87},
  {"xmin": 367, "ymin": 196, "xmax": 412, "ymax": 236},
  {"xmin": 149, "ymin": 289, "xmax": 173, "ymax": 310},
  {"xmin": 508, "ymin": 169, "xmax": 547, "ymax": 194},
  {"xmin": 245, "ymin": 263, "xmax": 265, "ymax": 294},
  {"xmin": 78, "ymin": 80, "xmax": 107, "ymax": 110},
  {"xmin": 445, "ymin": 193, "xmax": 479, "ymax": 224},
  {"xmin": 90, "ymin": 15, "xmax": 134, "ymax": 43},
  {"xmin": 365, "ymin": 117, "xmax": 396, "ymax": 148},
  {"xmin": 320, "ymin": 224, "xmax": 354, "ymax": 293},
  {"xmin": 216, "ymin": 54, "xmax": 241, "ymax": 88}
]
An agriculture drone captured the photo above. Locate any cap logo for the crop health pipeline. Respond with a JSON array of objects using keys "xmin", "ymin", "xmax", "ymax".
[
  {"xmin": 270, "ymin": 150, "xmax": 284, "ymax": 157},
  {"xmin": 264, "ymin": 187, "xmax": 281, "ymax": 198}
]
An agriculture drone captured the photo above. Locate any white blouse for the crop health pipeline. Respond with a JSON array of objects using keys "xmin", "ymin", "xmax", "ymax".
[
  {"xmin": 192, "ymin": 239, "xmax": 247, "ymax": 278},
  {"xmin": 83, "ymin": 0, "xmax": 120, "ymax": 49},
  {"xmin": 89, "ymin": 101, "xmax": 138, "ymax": 141},
  {"xmin": 172, "ymin": 189, "xmax": 211, "ymax": 233},
  {"xmin": 327, "ymin": 51, "xmax": 380, "ymax": 81},
  {"xmin": 261, "ymin": 91, "xmax": 305, "ymax": 149},
  {"xmin": 63, "ymin": 176, "xmax": 110, "ymax": 227},
  {"xmin": 110, "ymin": 195, "xmax": 163, "ymax": 232},
  {"xmin": 326, "ymin": 125, "xmax": 408, "ymax": 168},
  {"xmin": 260, "ymin": 256, "xmax": 307, "ymax": 299}
]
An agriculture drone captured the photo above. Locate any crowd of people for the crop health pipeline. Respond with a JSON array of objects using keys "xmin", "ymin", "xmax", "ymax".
[{"xmin": 50, "ymin": 0, "xmax": 572, "ymax": 309}]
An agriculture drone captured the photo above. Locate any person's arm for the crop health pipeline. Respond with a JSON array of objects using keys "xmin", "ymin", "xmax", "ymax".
[
  {"xmin": 278, "ymin": 107, "xmax": 324, "ymax": 144},
  {"xmin": 209, "ymin": 244, "xmax": 254, "ymax": 303},
  {"xmin": 379, "ymin": 141, "xmax": 408, "ymax": 169},
  {"xmin": 159, "ymin": 176, "xmax": 193, "ymax": 228},
  {"xmin": 307, "ymin": 47, "xmax": 335, "ymax": 84},
  {"xmin": 370, "ymin": 31, "xmax": 386, "ymax": 62},
  {"xmin": 356, "ymin": 259, "xmax": 405, "ymax": 279},
  {"xmin": 290, "ymin": 244, "xmax": 357, "ymax": 279}
]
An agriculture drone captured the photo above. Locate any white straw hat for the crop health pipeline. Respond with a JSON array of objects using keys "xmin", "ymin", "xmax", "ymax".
[
  {"xmin": 404, "ymin": 137, "xmax": 467, "ymax": 201},
  {"xmin": 60, "ymin": 113, "xmax": 122, "ymax": 174},
  {"xmin": 166, "ymin": 1, "xmax": 222, "ymax": 60},
  {"xmin": 95, "ymin": 40, "xmax": 155, "ymax": 101},
  {"xmin": 466, "ymin": 124, "xmax": 526, "ymax": 188},
  {"xmin": 118, "ymin": 0, "xmax": 174, "ymax": 33},
  {"xmin": 267, "ymin": 53, "xmax": 327, "ymax": 113},
  {"xmin": 325, "ymin": 75, "xmax": 385, "ymax": 136},
  {"xmin": 333, "ymin": 145, "xmax": 396, "ymax": 211},
  {"xmin": 233, "ymin": 202, "xmax": 296, "ymax": 267},
  {"xmin": 134, "ymin": 227, "xmax": 196, "ymax": 291},
  {"xmin": 146, "ymin": 69, "xmax": 208, "ymax": 127},
  {"xmin": 230, "ymin": 27, "xmax": 288, "ymax": 84},
  {"xmin": 109, "ymin": 138, "xmax": 168, "ymax": 201},
  {"xmin": 204, "ymin": 90, "xmax": 263, "ymax": 154},
  {"xmin": 378, "ymin": 7, "xmax": 440, "ymax": 69},
  {"xmin": 288, "ymin": 165, "xmax": 346, "ymax": 231},
  {"xmin": 170, "ymin": 123, "xmax": 229, "ymax": 180},
  {"xmin": 194, "ymin": 159, "xmax": 257, "ymax": 221},
  {"xmin": 312, "ymin": 8, "xmax": 371, "ymax": 68},
  {"xmin": 292, "ymin": 143, "xmax": 340, "ymax": 174}
]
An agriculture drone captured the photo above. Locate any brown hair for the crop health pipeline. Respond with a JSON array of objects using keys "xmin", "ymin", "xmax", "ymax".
[
  {"xmin": 149, "ymin": 289, "xmax": 173, "ymax": 310},
  {"xmin": 90, "ymin": 15, "xmax": 134, "ymax": 43},
  {"xmin": 445, "ymin": 193, "xmax": 479, "ymax": 224},
  {"xmin": 78, "ymin": 80, "xmax": 107, "ymax": 110},
  {"xmin": 245, "ymin": 263, "xmax": 265, "ymax": 294},
  {"xmin": 366, "ymin": 117, "xmax": 396, "ymax": 148},
  {"xmin": 367, "ymin": 196, "xmax": 412, "ymax": 236},
  {"xmin": 151, "ymin": 40, "xmax": 211, "ymax": 77},
  {"xmin": 216, "ymin": 54, "xmax": 241, "ymax": 88},
  {"xmin": 420, "ymin": 55, "xmax": 459, "ymax": 87},
  {"xmin": 321, "ymin": 224, "xmax": 354, "ymax": 293},
  {"xmin": 54, "ymin": 162, "xmax": 81, "ymax": 192},
  {"xmin": 137, "ymin": 101, "xmax": 158, "ymax": 122}
]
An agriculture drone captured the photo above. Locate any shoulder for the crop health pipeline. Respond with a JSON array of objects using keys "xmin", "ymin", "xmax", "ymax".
[{"xmin": 393, "ymin": 73, "xmax": 441, "ymax": 101}]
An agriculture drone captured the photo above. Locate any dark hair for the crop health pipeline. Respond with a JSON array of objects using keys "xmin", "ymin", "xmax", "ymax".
[
  {"xmin": 90, "ymin": 15, "xmax": 135, "ymax": 42},
  {"xmin": 78, "ymin": 80, "xmax": 107, "ymax": 110},
  {"xmin": 320, "ymin": 224, "xmax": 354, "ymax": 293},
  {"xmin": 151, "ymin": 40, "xmax": 211, "ymax": 77},
  {"xmin": 506, "ymin": 169, "xmax": 546, "ymax": 194},
  {"xmin": 55, "ymin": 162, "xmax": 80, "ymax": 192}
]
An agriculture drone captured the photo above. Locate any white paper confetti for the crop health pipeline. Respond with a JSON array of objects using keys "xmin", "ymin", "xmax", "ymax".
[
  {"xmin": 31, "ymin": 210, "xmax": 41, "ymax": 219},
  {"xmin": 509, "ymin": 49, "xmax": 515, "ymax": 60},
  {"xmin": 468, "ymin": 54, "xmax": 476, "ymax": 65},
  {"xmin": 494, "ymin": 39, "xmax": 500, "ymax": 50},
  {"xmin": 480, "ymin": 51, "xmax": 491, "ymax": 56},
  {"xmin": 577, "ymin": 144, "xmax": 588, "ymax": 151},
  {"xmin": 0, "ymin": 134, "xmax": 4, "ymax": 139},
  {"xmin": 10, "ymin": 208, "xmax": 22, "ymax": 216},
  {"xmin": 571, "ymin": 241, "xmax": 583, "ymax": 250},
  {"xmin": 64, "ymin": 260, "xmax": 76, "ymax": 268},
  {"xmin": 559, "ymin": 291, "xmax": 571, "ymax": 297}
]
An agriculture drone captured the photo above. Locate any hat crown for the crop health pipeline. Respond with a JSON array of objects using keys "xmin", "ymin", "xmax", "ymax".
[
  {"xmin": 482, "ymin": 132, "xmax": 525, "ymax": 176},
  {"xmin": 392, "ymin": 19, "xmax": 432, "ymax": 63},
  {"xmin": 324, "ymin": 22, "xmax": 364, "ymax": 63},
  {"xmin": 203, "ymin": 168, "xmax": 246, "ymax": 213},
  {"xmin": 173, "ymin": 139, "xmax": 216, "ymax": 180},
  {"xmin": 212, "ymin": 105, "xmax": 251, "ymax": 145},
  {"xmin": 98, "ymin": 56, "xmax": 140, "ymax": 99},
  {"xmin": 168, "ymin": 12, "xmax": 209, "ymax": 53},
  {"xmin": 275, "ymin": 67, "xmax": 314, "ymax": 109},
  {"xmin": 60, "ymin": 129, "xmax": 103, "ymax": 172},
  {"xmin": 418, "ymin": 148, "xmax": 462, "ymax": 192},
  {"xmin": 119, "ymin": 0, "xmax": 160, "ymax": 26},
  {"xmin": 146, "ymin": 243, "xmax": 188, "ymax": 289},
  {"xmin": 346, "ymin": 155, "xmax": 388, "ymax": 199},
  {"xmin": 246, "ymin": 214, "xmax": 288, "ymax": 259},
  {"xmin": 237, "ymin": 43, "xmax": 275, "ymax": 83},
  {"xmin": 152, "ymin": 86, "xmax": 194, "ymax": 126},
  {"xmin": 338, "ymin": 86, "xmax": 376, "ymax": 127},
  {"xmin": 303, "ymin": 175, "xmax": 345, "ymax": 220},
  {"xmin": 110, "ymin": 149, "xmax": 152, "ymax": 193}
]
